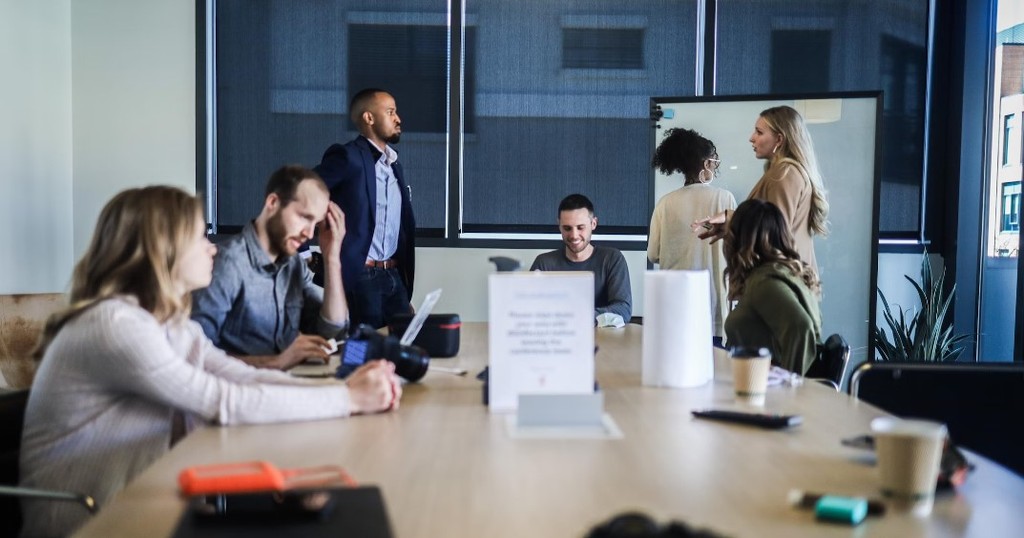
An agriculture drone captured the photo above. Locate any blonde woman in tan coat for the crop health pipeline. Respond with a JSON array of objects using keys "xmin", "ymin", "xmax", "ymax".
[{"xmin": 694, "ymin": 106, "xmax": 829, "ymax": 274}]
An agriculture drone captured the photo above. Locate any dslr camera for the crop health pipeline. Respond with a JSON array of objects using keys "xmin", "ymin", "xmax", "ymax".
[{"xmin": 335, "ymin": 325, "xmax": 430, "ymax": 382}]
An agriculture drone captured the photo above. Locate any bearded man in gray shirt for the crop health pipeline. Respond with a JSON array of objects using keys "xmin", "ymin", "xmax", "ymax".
[
  {"xmin": 192, "ymin": 165, "xmax": 348, "ymax": 369},
  {"xmin": 530, "ymin": 193, "xmax": 632, "ymax": 322}
]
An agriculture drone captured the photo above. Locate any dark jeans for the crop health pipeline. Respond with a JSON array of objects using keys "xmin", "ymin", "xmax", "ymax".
[{"xmin": 348, "ymin": 266, "xmax": 412, "ymax": 329}]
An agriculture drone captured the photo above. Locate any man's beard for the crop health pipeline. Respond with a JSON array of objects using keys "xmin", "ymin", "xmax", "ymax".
[
  {"xmin": 266, "ymin": 211, "xmax": 297, "ymax": 256},
  {"xmin": 564, "ymin": 238, "xmax": 590, "ymax": 254},
  {"xmin": 386, "ymin": 133, "xmax": 401, "ymax": 144}
]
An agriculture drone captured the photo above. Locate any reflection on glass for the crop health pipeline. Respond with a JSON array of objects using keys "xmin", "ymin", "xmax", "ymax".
[
  {"xmin": 716, "ymin": 0, "xmax": 928, "ymax": 235},
  {"xmin": 460, "ymin": 0, "xmax": 697, "ymax": 233},
  {"xmin": 979, "ymin": 3, "xmax": 1024, "ymax": 360},
  {"xmin": 214, "ymin": 1, "xmax": 450, "ymax": 230}
]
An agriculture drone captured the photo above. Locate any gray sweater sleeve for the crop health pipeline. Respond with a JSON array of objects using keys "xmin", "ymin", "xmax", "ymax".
[
  {"xmin": 596, "ymin": 248, "xmax": 632, "ymax": 321},
  {"xmin": 530, "ymin": 248, "xmax": 632, "ymax": 321}
]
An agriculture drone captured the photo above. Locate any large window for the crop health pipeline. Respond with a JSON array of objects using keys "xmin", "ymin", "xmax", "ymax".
[
  {"xmin": 978, "ymin": 5, "xmax": 1024, "ymax": 361},
  {"xmin": 348, "ymin": 24, "xmax": 453, "ymax": 135},
  {"xmin": 1002, "ymin": 181, "xmax": 1021, "ymax": 234},
  {"xmin": 460, "ymin": 3, "xmax": 696, "ymax": 235},
  {"xmin": 770, "ymin": 30, "xmax": 831, "ymax": 93},
  {"xmin": 562, "ymin": 28, "xmax": 645, "ymax": 70},
  {"xmin": 879, "ymin": 35, "xmax": 926, "ymax": 220},
  {"xmin": 1005, "ymin": 113, "xmax": 1018, "ymax": 166},
  {"xmin": 716, "ymin": 0, "xmax": 928, "ymax": 237},
  {"xmin": 206, "ymin": 0, "xmax": 931, "ymax": 241},
  {"xmin": 211, "ymin": 2, "xmax": 450, "ymax": 232}
]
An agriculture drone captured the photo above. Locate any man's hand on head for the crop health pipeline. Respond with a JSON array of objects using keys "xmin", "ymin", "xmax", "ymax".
[{"xmin": 319, "ymin": 202, "xmax": 346, "ymax": 261}]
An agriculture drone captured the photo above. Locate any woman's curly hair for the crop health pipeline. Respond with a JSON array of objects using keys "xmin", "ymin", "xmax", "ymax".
[{"xmin": 651, "ymin": 128, "xmax": 717, "ymax": 185}]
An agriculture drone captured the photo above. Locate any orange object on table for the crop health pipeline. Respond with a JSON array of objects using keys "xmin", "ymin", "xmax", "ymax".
[{"xmin": 179, "ymin": 461, "xmax": 357, "ymax": 496}]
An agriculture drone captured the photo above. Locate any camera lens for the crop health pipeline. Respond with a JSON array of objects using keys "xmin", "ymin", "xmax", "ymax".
[{"xmin": 381, "ymin": 338, "xmax": 430, "ymax": 382}]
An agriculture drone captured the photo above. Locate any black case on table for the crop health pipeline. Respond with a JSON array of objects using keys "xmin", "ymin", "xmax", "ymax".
[{"xmin": 387, "ymin": 313, "xmax": 461, "ymax": 357}]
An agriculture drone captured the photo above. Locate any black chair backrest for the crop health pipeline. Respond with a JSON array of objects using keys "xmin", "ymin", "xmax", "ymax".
[
  {"xmin": 488, "ymin": 256, "xmax": 522, "ymax": 272},
  {"xmin": 0, "ymin": 389, "xmax": 29, "ymax": 536},
  {"xmin": 851, "ymin": 362, "xmax": 1024, "ymax": 477},
  {"xmin": 805, "ymin": 333, "xmax": 850, "ymax": 387}
]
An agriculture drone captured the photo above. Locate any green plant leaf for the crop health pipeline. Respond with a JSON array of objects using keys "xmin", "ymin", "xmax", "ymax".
[{"xmin": 873, "ymin": 251, "xmax": 972, "ymax": 361}]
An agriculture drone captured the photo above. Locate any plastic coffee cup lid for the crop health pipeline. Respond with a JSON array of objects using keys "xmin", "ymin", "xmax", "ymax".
[
  {"xmin": 729, "ymin": 346, "xmax": 770, "ymax": 358},
  {"xmin": 870, "ymin": 417, "xmax": 947, "ymax": 438}
]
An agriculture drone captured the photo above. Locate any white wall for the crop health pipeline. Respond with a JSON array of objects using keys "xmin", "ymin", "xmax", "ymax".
[
  {"xmin": 0, "ymin": 0, "xmax": 74, "ymax": 293},
  {"xmin": 71, "ymin": 0, "xmax": 196, "ymax": 256},
  {"xmin": 0, "ymin": 0, "xmax": 195, "ymax": 294}
]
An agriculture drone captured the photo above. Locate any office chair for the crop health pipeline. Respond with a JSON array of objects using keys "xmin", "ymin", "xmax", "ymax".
[
  {"xmin": 850, "ymin": 361, "xmax": 1024, "ymax": 477},
  {"xmin": 0, "ymin": 389, "xmax": 97, "ymax": 536},
  {"xmin": 488, "ymin": 256, "xmax": 522, "ymax": 272},
  {"xmin": 804, "ymin": 333, "xmax": 851, "ymax": 391}
]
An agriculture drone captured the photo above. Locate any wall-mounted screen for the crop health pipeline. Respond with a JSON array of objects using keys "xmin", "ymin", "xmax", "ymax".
[{"xmin": 651, "ymin": 92, "xmax": 881, "ymax": 365}]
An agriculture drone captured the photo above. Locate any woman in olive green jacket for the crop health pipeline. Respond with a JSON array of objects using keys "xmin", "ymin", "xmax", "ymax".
[{"xmin": 723, "ymin": 199, "xmax": 821, "ymax": 374}]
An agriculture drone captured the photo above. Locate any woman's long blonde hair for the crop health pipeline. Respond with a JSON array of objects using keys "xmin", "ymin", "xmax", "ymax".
[
  {"xmin": 34, "ymin": 186, "xmax": 204, "ymax": 358},
  {"xmin": 724, "ymin": 199, "xmax": 820, "ymax": 301},
  {"xmin": 759, "ymin": 106, "xmax": 829, "ymax": 237}
]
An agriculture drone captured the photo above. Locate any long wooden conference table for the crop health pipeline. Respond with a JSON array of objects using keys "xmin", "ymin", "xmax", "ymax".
[{"xmin": 75, "ymin": 323, "xmax": 1023, "ymax": 537}]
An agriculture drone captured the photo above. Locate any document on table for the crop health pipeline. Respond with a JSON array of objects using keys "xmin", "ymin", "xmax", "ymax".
[
  {"xmin": 290, "ymin": 355, "xmax": 341, "ymax": 378},
  {"xmin": 487, "ymin": 272, "xmax": 595, "ymax": 411}
]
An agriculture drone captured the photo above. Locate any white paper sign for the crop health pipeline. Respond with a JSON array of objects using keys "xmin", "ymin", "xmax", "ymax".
[{"xmin": 488, "ymin": 272, "xmax": 595, "ymax": 411}]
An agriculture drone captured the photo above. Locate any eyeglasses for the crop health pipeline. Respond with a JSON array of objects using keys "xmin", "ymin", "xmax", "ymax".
[{"xmin": 706, "ymin": 158, "xmax": 721, "ymax": 169}]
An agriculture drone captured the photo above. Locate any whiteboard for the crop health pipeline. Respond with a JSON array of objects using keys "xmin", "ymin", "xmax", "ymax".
[{"xmin": 651, "ymin": 93, "xmax": 881, "ymax": 363}]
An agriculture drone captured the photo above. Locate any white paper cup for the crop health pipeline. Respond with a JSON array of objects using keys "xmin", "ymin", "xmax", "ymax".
[
  {"xmin": 730, "ymin": 347, "xmax": 771, "ymax": 406},
  {"xmin": 870, "ymin": 417, "xmax": 948, "ymax": 516}
]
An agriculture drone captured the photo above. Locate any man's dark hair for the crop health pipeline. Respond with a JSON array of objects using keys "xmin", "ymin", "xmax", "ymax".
[
  {"xmin": 558, "ymin": 193, "xmax": 595, "ymax": 216},
  {"xmin": 349, "ymin": 87, "xmax": 389, "ymax": 123},
  {"xmin": 264, "ymin": 164, "xmax": 325, "ymax": 202}
]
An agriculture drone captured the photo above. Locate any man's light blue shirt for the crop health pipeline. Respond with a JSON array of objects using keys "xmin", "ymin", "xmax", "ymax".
[
  {"xmin": 191, "ymin": 222, "xmax": 346, "ymax": 356},
  {"xmin": 366, "ymin": 138, "xmax": 402, "ymax": 262}
]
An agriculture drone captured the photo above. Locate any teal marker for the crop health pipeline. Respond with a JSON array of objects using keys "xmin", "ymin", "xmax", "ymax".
[
  {"xmin": 814, "ymin": 495, "xmax": 868, "ymax": 525},
  {"xmin": 789, "ymin": 489, "xmax": 883, "ymax": 524}
]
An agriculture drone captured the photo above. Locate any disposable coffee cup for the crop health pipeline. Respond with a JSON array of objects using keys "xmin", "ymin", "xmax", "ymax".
[
  {"xmin": 730, "ymin": 346, "xmax": 771, "ymax": 406},
  {"xmin": 870, "ymin": 417, "xmax": 947, "ymax": 516}
]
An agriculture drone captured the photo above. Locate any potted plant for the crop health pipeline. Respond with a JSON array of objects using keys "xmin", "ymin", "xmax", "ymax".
[{"xmin": 872, "ymin": 253, "xmax": 971, "ymax": 362}]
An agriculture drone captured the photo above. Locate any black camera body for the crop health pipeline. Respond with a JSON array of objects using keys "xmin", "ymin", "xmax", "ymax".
[{"xmin": 335, "ymin": 325, "xmax": 430, "ymax": 382}]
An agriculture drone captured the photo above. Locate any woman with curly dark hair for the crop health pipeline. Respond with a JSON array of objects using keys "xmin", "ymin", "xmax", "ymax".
[
  {"xmin": 650, "ymin": 128, "xmax": 736, "ymax": 340},
  {"xmin": 723, "ymin": 199, "xmax": 821, "ymax": 374}
]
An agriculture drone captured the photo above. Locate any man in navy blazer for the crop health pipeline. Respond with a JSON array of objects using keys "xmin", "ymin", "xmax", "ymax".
[{"xmin": 315, "ymin": 88, "xmax": 415, "ymax": 329}]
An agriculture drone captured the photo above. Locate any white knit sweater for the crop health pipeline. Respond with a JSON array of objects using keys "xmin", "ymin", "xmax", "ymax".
[
  {"xmin": 648, "ymin": 183, "xmax": 737, "ymax": 336},
  {"xmin": 18, "ymin": 296, "xmax": 352, "ymax": 537}
]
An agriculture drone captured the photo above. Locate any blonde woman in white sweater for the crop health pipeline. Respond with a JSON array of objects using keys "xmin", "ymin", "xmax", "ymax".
[
  {"xmin": 650, "ymin": 128, "xmax": 737, "ymax": 342},
  {"xmin": 19, "ymin": 186, "xmax": 401, "ymax": 537}
]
